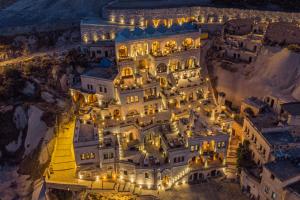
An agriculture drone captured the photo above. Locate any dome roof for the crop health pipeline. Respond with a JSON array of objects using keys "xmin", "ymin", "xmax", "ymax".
[
  {"xmin": 99, "ymin": 58, "xmax": 113, "ymax": 68},
  {"xmin": 145, "ymin": 26, "xmax": 156, "ymax": 34},
  {"xmin": 183, "ymin": 22, "xmax": 196, "ymax": 30},
  {"xmin": 120, "ymin": 28, "xmax": 131, "ymax": 38},
  {"xmin": 157, "ymin": 24, "xmax": 167, "ymax": 33},
  {"xmin": 133, "ymin": 27, "xmax": 144, "ymax": 36},
  {"xmin": 171, "ymin": 24, "xmax": 182, "ymax": 32}
]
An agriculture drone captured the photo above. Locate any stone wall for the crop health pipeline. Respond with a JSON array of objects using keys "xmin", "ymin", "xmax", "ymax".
[{"xmin": 103, "ymin": 6, "xmax": 300, "ymax": 25}]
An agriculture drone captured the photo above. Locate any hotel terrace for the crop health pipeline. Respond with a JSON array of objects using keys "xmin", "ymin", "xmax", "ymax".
[{"xmin": 69, "ymin": 22, "xmax": 231, "ymax": 190}]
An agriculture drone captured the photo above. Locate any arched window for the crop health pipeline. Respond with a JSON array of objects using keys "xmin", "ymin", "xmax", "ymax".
[
  {"xmin": 186, "ymin": 57, "xmax": 196, "ymax": 68},
  {"xmin": 122, "ymin": 67, "xmax": 133, "ymax": 77},
  {"xmin": 118, "ymin": 45, "xmax": 128, "ymax": 58},
  {"xmin": 165, "ymin": 40, "xmax": 177, "ymax": 52},
  {"xmin": 182, "ymin": 38, "xmax": 194, "ymax": 49},
  {"xmin": 157, "ymin": 63, "xmax": 167, "ymax": 73},
  {"xmin": 151, "ymin": 41, "xmax": 161, "ymax": 55}
]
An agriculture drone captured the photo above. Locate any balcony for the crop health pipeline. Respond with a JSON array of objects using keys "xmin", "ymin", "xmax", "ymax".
[
  {"xmin": 118, "ymin": 56, "xmax": 134, "ymax": 62},
  {"xmin": 143, "ymin": 95, "xmax": 161, "ymax": 102}
]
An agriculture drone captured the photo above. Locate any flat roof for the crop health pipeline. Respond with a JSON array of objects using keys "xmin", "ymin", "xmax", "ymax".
[
  {"xmin": 262, "ymin": 130, "xmax": 294, "ymax": 146},
  {"xmin": 115, "ymin": 23, "xmax": 199, "ymax": 42},
  {"xmin": 265, "ymin": 160, "xmax": 300, "ymax": 182},
  {"xmin": 288, "ymin": 180, "xmax": 300, "ymax": 195},
  {"xmin": 243, "ymin": 97, "xmax": 266, "ymax": 109},
  {"xmin": 79, "ymin": 124, "xmax": 95, "ymax": 141},
  {"xmin": 281, "ymin": 102, "xmax": 300, "ymax": 116},
  {"xmin": 248, "ymin": 111, "xmax": 278, "ymax": 130},
  {"xmin": 82, "ymin": 67, "xmax": 118, "ymax": 80}
]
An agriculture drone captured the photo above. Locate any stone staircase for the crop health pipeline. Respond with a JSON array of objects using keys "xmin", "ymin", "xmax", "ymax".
[
  {"xmin": 170, "ymin": 121, "xmax": 179, "ymax": 134},
  {"xmin": 226, "ymin": 136, "xmax": 240, "ymax": 179}
]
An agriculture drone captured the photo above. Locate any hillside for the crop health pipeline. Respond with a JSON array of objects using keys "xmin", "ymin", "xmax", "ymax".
[
  {"xmin": 0, "ymin": 0, "xmax": 109, "ymax": 29},
  {"xmin": 214, "ymin": 47, "xmax": 300, "ymax": 105}
]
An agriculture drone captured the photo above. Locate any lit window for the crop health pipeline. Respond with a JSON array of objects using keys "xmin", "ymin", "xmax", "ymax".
[
  {"xmin": 110, "ymin": 152, "xmax": 114, "ymax": 159},
  {"xmin": 104, "ymin": 153, "xmax": 109, "ymax": 159},
  {"xmin": 265, "ymin": 186, "xmax": 269, "ymax": 194},
  {"xmin": 271, "ymin": 192, "xmax": 276, "ymax": 199},
  {"xmin": 135, "ymin": 96, "xmax": 139, "ymax": 102},
  {"xmin": 190, "ymin": 145, "xmax": 195, "ymax": 152}
]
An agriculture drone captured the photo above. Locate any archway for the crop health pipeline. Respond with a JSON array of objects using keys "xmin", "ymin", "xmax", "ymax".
[
  {"xmin": 185, "ymin": 57, "xmax": 196, "ymax": 68},
  {"xmin": 182, "ymin": 38, "xmax": 194, "ymax": 49},
  {"xmin": 118, "ymin": 45, "xmax": 128, "ymax": 58},
  {"xmin": 138, "ymin": 59, "xmax": 149, "ymax": 71},
  {"xmin": 164, "ymin": 40, "xmax": 177, "ymax": 53},
  {"xmin": 113, "ymin": 109, "xmax": 121, "ymax": 119},
  {"xmin": 157, "ymin": 63, "xmax": 167, "ymax": 73},
  {"xmin": 122, "ymin": 67, "xmax": 133, "ymax": 77},
  {"xmin": 151, "ymin": 41, "xmax": 161, "ymax": 55}
]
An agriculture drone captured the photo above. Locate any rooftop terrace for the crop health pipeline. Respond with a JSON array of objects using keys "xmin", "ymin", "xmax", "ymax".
[
  {"xmin": 262, "ymin": 129, "xmax": 294, "ymax": 146},
  {"xmin": 281, "ymin": 102, "xmax": 300, "ymax": 116},
  {"xmin": 115, "ymin": 23, "xmax": 199, "ymax": 42},
  {"xmin": 74, "ymin": 120, "xmax": 99, "ymax": 143},
  {"xmin": 265, "ymin": 160, "xmax": 300, "ymax": 182}
]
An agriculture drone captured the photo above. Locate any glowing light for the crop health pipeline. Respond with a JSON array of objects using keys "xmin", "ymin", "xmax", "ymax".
[
  {"xmin": 120, "ymin": 17, "xmax": 125, "ymax": 24},
  {"xmin": 111, "ymin": 16, "xmax": 115, "ymax": 22},
  {"xmin": 93, "ymin": 34, "xmax": 98, "ymax": 42},
  {"xmin": 130, "ymin": 19, "xmax": 135, "ymax": 25},
  {"xmin": 83, "ymin": 34, "xmax": 88, "ymax": 43}
]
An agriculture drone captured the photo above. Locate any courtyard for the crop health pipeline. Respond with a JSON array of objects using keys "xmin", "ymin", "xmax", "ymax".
[
  {"xmin": 142, "ymin": 179, "xmax": 248, "ymax": 200},
  {"xmin": 84, "ymin": 179, "xmax": 248, "ymax": 200}
]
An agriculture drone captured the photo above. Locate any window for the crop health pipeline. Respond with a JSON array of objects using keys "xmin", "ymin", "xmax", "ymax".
[
  {"xmin": 127, "ymin": 96, "xmax": 131, "ymax": 104},
  {"xmin": 124, "ymin": 170, "xmax": 128, "ymax": 175},
  {"xmin": 80, "ymin": 152, "xmax": 95, "ymax": 160},
  {"xmin": 110, "ymin": 152, "xmax": 114, "ymax": 159},
  {"xmin": 126, "ymin": 96, "xmax": 139, "ymax": 104},
  {"xmin": 104, "ymin": 152, "xmax": 114, "ymax": 159},
  {"xmin": 190, "ymin": 145, "xmax": 195, "ymax": 152},
  {"xmin": 87, "ymin": 84, "xmax": 94, "ymax": 91},
  {"xmin": 104, "ymin": 153, "xmax": 109, "ymax": 159},
  {"xmin": 265, "ymin": 186, "xmax": 269, "ymax": 194},
  {"xmin": 174, "ymin": 157, "xmax": 177, "ymax": 163},
  {"xmin": 221, "ymin": 141, "xmax": 225, "ymax": 148},
  {"xmin": 270, "ymin": 174, "xmax": 275, "ymax": 180},
  {"xmin": 104, "ymin": 87, "xmax": 107, "ymax": 93},
  {"xmin": 271, "ymin": 192, "xmax": 276, "ymax": 199},
  {"xmin": 99, "ymin": 86, "xmax": 103, "ymax": 92},
  {"xmin": 145, "ymin": 173, "xmax": 149, "ymax": 179}
]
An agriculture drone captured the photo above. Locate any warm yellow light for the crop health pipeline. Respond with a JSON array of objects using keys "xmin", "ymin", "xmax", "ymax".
[
  {"xmin": 93, "ymin": 34, "xmax": 98, "ymax": 42},
  {"xmin": 83, "ymin": 34, "xmax": 88, "ymax": 43},
  {"xmin": 120, "ymin": 17, "xmax": 125, "ymax": 24},
  {"xmin": 111, "ymin": 16, "xmax": 115, "ymax": 22}
]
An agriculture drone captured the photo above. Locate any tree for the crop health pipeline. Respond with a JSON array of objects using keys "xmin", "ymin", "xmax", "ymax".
[
  {"xmin": 237, "ymin": 140, "xmax": 255, "ymax": 171},
  {"xmin": 0, "ymin": 68, "xmax": 25, "ymax": 101}
]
